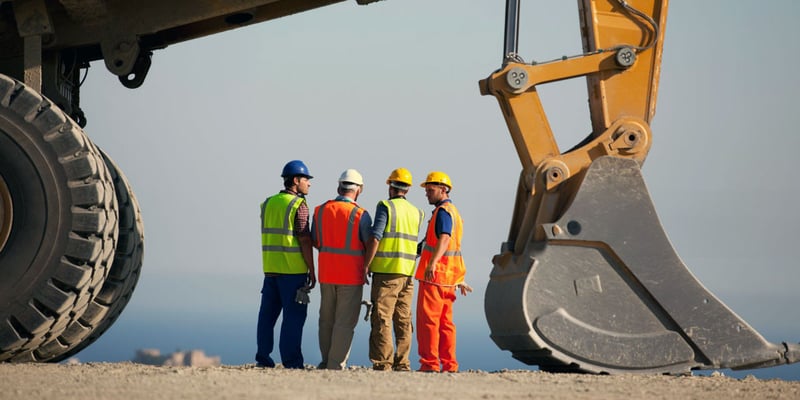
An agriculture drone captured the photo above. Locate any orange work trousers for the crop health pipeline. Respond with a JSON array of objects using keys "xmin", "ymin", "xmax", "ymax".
[{"xmin": 415, "ymin": 281, "xmax": 458, "ymax": 372}]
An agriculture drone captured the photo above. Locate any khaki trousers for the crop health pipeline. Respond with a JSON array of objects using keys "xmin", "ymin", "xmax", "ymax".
[
  {"xmin": 318, "ymin": 283, "xmax": 363, "ymax": 370},
  {"xmin": 369, "ymin": 273, "xmax": 414, "ymax": 371}
]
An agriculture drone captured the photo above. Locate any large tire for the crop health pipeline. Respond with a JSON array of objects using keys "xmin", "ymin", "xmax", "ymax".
[
  {"xmin": 48, "ymin": 149, "xmax": 145, "ymax": 362},
  {"xmin": 0, "ymin": 74, "xmax": 118, "ymax": 362}
]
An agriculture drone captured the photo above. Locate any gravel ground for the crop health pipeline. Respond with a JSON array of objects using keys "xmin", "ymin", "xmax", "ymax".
[{"xmin": 1, "ymin": 363, "xmax": 799, "ymax": 400}]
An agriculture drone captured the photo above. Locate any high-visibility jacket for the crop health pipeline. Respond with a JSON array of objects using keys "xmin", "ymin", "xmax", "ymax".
[
  {"xmin": 313, "ymin": 199, "xmax": 366, "ymax": 285},
  {"xmin": 370, "ymin": 198, "xmax": 424, "ymax": 276},
  {"xmin": 261, "ymin": 192, "xmax": 308, "ymax": 274},
  {"xmin": 415, "ymin": 201, "xmax": 465, "ymax": 286}
]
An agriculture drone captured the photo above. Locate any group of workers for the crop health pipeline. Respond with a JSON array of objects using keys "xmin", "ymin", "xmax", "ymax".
[{"xmin": 256, "ymin": 160, "xmax": 471, "ymax": 373}]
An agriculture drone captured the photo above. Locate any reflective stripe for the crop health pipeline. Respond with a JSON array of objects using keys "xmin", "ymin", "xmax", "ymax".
[
  {"xmin": 260, "ymin": 200, "xmax": 267, "ymax": 222},
  {"xmin": 319, "ymin": 246, "xmax": 363, "ymax": 256},
  {"xmin": 262, "ymin": 245, "xmax": 302, "ymax": 252},
  {"xmin": 375, "ymin": 251, "xmax": 417, "ymax": 260},
  {"xmin": 422, "ymin": 244, "xmax": 461, "ymax": 257},
  {"xmin": 313, "ymin": 202, "xmax": 324, "ymax": 247},
  {"xmin": 386, "ymin": 200, "xmax": 398, "ymax": 234},
  {"xmin": 383, "ymin": 232, "xmax": 418, "ymax": 241},
  {"xmin": 261, "ymin": 227, "xmax": 294, "ymax": 235},
  {"xmin": 344, "ymin": 206, "xmax": 359, "ymax": 252},
  {"xmin": 284, "ymin": 196, "xmax": 301, "ymax": 229}
]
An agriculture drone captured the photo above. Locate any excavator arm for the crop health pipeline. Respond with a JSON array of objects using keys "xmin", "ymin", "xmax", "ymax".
[
  {"xmin": 481, "ymin": 0, "xmax": 800, "ymax": 373},
  {"xmin": 480, "ymin": 0, "xmax": 663, "ymax": 250}
]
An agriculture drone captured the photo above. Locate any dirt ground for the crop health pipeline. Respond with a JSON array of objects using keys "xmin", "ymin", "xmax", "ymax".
[{"xmin": 1, "ymin": 363, "xmax": 799, "ymax": 400}]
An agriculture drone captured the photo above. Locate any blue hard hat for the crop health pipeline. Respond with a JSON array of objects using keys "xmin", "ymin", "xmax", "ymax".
[{"xmin": 281, "ymin": 160, "xmax": 313, "ymax": 179}]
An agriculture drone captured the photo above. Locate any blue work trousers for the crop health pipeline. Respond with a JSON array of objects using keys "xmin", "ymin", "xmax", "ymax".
[{"xmin": 255, "ymin": 273, "xmax": 308, "ymax": 369}]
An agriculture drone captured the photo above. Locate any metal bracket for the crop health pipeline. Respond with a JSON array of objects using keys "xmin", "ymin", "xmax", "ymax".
[
  {"xmin": 118, "ymin": 51, "xmax": 152, "ymax": 89},
  {"xmin": 101, "ymin": 35, "xmax": 141, "ymax": 77},
  {"xmin": 14, "ymin": 0, "xmax": 54, "ymax": 93},
  {"xmin": 13, "ymin": 0, "xmax": 54, "ymax": 37}
]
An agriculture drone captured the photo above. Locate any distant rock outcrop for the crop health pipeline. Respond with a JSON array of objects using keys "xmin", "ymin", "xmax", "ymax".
[{"xmin": 132, "ymin": 348, "xmax": 221, "ymax": 367}]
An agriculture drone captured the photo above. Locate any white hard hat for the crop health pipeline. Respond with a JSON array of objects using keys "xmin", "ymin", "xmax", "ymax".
[{"xmin": 338, "ymin": 169, "xmax": 364, "ymax": 188}]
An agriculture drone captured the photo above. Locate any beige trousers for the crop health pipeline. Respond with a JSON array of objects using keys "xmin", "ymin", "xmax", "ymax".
[
  {"xmin": 369, "ymin": 273, "xmax": 414, "ymax": 371},
  {"xmin": 318, "ymin": 283, "xmax": 363, "ymax": 370}
]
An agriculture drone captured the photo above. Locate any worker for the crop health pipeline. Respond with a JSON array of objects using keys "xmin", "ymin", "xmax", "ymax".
[
  {"xmin": 415, "ymin": 171, "xmax": 472, "ymax": 373},
  {"xmin": 363, "ymin": 168, "xmax": 424, "ymax": 371},
  {"xmin": 311, "ymin": 169, "xmax": 373, "ymax": 370},
  {"xmin": 255, "ymin": 160, "xmax": 317, "ymax": 369}
]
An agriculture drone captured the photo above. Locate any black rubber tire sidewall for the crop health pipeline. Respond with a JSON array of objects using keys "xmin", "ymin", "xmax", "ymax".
[{"xmin": 0, "ymin": 75, "xmax": 118, "ymax": 362}]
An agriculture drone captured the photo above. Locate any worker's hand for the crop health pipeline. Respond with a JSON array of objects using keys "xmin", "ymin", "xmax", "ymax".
[
  {"xmin": 361, "ymin": 300, "xmax": 373, "ymax": 322},
  {"xmin": 307, "ymin": 272, "xmax": 317, "ymax": 290},
  {"xmin": 363, "ymin": 266, "xmax": 371, "ymax": 285},
  {"xmin": 424, "ymin": 264, "xmax": 436, "ymax": 282},
  {"xmin": 457, "ymin": 283, "xmax": 473, "ymax": 296}
]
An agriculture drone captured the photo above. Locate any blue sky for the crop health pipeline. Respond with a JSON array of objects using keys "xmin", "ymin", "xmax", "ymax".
[{"xmin": 74, "ymin": 0, "xmax": 799, "ymax": 379}]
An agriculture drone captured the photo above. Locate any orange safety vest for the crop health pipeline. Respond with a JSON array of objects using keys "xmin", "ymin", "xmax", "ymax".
[
  {"xmin": 313, "ymin": 199, "xmax": 366, "ymax": 285},
  {"xmin": 415, "ymin": 201, "xmax": 465, "ymax": 286}
]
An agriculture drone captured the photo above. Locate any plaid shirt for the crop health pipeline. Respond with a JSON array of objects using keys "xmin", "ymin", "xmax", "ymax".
[{"xmin": 280, "ymin": 189, "xmax": 310, "ymax": 237}]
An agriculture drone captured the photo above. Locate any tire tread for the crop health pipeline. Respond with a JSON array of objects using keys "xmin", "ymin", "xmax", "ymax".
[{"xmin": 0, "ymin": 75, "xmax": 118, "ymax": 362}]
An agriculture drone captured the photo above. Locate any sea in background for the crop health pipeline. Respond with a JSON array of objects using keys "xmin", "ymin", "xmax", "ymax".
[{"xmin": 74, "ymin": 310, "xmax": 800, "ymax": 381}]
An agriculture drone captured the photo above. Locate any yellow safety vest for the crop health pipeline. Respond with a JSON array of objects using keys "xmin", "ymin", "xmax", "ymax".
[
  {"xmin": 261, "ymin": 192, "xmax": 308, "ymax": 274},
  {"xmin": 370, "ymin": 198, "xmax": 424, "ymax": 276}
]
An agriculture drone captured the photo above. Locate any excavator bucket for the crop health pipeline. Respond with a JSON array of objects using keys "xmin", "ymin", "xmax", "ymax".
[
  {"xmin": 482, "ymin": 0, "xmax": 800, "ymax": 374},
  {"xmin": 486, "ymin": 156, "xmax": 800, "ymax": 373}
]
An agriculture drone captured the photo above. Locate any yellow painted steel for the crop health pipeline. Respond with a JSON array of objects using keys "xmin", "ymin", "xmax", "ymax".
[{"xmin": 480, "ymin": 0, "xmax": 668, "ymax": 249}]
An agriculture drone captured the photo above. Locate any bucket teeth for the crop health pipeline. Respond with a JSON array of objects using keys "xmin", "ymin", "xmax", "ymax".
[{"xmin": 783, "ymin": 343, "xmax": 800, "ymax": 364}]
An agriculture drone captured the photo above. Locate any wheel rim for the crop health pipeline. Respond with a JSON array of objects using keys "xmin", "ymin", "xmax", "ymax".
[{"xmin": 0, "ymin": 173, "xmax": 10, "ymax": 253}]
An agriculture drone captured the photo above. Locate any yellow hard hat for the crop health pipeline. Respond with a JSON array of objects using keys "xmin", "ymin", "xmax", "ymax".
[
  {"xmin": 386, "ymin": 167, "xmax": 413, "ymax": 187},
  {"xmin": 420, "ymin": 171, "xmax": 452, "ymax": 190}
]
